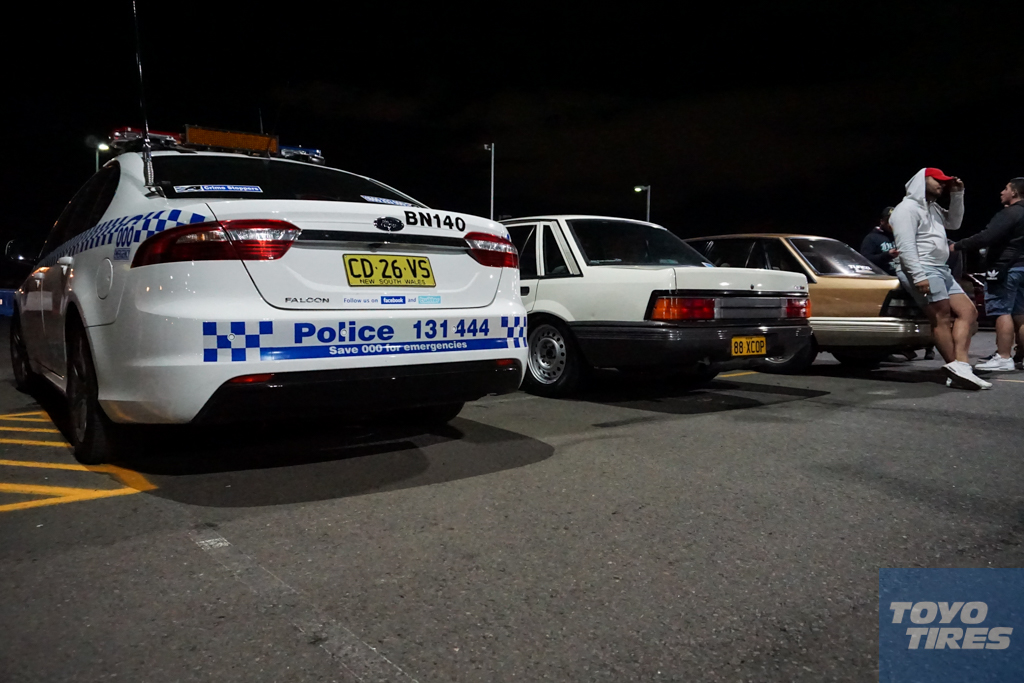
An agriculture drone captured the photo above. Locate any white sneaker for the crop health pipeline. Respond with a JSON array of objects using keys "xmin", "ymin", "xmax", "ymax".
[
  {"xmin": 975, "ymin": 355, "xmax": 1016, "ymax": 372},
  {"xmin": 943, "ymin": 361, "xmax": 992, "ymax": 390}
]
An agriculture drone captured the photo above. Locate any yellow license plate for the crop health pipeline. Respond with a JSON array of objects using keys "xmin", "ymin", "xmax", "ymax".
[
  {"xmin": 731, "ymin": 335, "xmax": 766, "ymax": 356},
  {"xmin": 344, "ymin": 254, "xmax": 436, "ymax": 287}
]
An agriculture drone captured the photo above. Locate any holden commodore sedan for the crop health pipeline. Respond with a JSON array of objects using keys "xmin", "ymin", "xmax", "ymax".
[
  {"xmin": 11, "ymin": 144, "xmax": 526, "ymax": 463},
  {"xmin": 685, "ymin": 234, "xmax": 932, "ymax": 370},
  {"xmin": 500, "ymin": 216, "xmax": 813, "ymax": 396}
]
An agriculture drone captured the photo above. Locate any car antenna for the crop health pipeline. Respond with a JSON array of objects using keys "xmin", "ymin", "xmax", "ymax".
[{"xmin": 131, "ymin": 0, "xmax": 156, "ymax": 190}]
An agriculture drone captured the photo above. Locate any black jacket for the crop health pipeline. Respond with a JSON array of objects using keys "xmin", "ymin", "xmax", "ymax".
[
  {"xmin": 860, "ymin": 227, "xmax": 898, "ymax": 275},
  {"xmin": 954, "ymin": 202, "xmax": 1024, "ymax": 277}
]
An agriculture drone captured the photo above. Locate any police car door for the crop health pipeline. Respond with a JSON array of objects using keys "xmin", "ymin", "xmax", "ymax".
[
  {"xmin": 505, "ymin": 223, "xmax": 539, "ymax": 311},
  {"xmin": 38, "ymin": 166, "xmax": 119, "ymax": 374}
]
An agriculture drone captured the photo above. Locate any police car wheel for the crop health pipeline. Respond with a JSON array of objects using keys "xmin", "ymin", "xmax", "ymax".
[
  {"xmin": 67, "ymin": 326, "xmax": 120, "ymax": 465},
  {"xmin": 10, "ymin": 312, "xmax": 37, "ymax": 393},
  {"xmin": 524, "ymin": 318, "xmax": 583, "ymax": 398}
]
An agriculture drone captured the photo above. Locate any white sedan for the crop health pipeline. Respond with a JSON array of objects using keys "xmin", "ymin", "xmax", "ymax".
[
  {"xmin": 501, "ymin": 216, "xmax": 814, "ymax": 395},
  {"xmin": 11, "ymin": 147, "xmax": 526, "ymax": 463}
]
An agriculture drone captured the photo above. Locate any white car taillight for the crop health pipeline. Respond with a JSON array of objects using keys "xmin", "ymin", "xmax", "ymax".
[
  {"xmin": 785, "ymin": 298, "xmax": 811, "ymax": 318},
  {"xmin": 132, "ymin": 220, "xmax": 300, "ymax": 267},
  {"xmin": 464, "ymin": 232, "xmax": 518, "ymax": 269}
]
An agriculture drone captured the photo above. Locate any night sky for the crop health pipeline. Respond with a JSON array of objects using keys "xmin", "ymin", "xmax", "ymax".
[{"xmin": 4, "ymin": 1, "xmax": 1022, "ymax": 267}]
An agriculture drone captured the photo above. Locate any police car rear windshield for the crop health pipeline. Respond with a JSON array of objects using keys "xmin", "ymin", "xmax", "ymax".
[
  {"xmin": 567, "ymin": 219, "xmax": 709, "ymax": 267},
  {"xmin": 151, "ymin": 155, "xmax": 425, "ymax": 206}
]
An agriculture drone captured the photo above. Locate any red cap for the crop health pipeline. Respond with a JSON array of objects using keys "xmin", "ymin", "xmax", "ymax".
[{"xmin": 925, "ymin": 168, "xmax": 955, "ymax": 181}]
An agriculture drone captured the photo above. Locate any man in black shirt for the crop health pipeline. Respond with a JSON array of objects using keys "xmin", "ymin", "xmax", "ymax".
[{"xmin": 951, "ymin": 177, "xmax": 1024, "ymax": 371}]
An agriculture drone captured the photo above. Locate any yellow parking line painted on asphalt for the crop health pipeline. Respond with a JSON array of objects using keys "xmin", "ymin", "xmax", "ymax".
[
  {"xmin": 0, "ymin": 411, "xmax": 51, "ymax": 422},
  {"xmin": 88, "ymin": 464, "xmax": 158, "ymax": 491},
  {"xmin": 0, "ymin": 483, "xmax": 113, "ymax": 496},
  {"xmin": 0, "ymin": 459, "xmax": 157, "ymax": 491},
  {"xmin": 0, "ymin": 483, "xmax": 139, "ymax": 513},
  {"xmin": 997, "ymin": 378, "xmax": 1024, "ymax": 383},
  {"xmin": 0, "ymin": 437, "xmax": 68, "ymax": 447},
  {"xmin": 720, "ymin": 371, "xmax": 758, "ymax": 378},
  {"xmin": 0, "ymin": 459, "xmax": 89, "ymax": 471},
  {"xmin": 0, "ymin": 425, "xmax": 61, "ymax": 434}
]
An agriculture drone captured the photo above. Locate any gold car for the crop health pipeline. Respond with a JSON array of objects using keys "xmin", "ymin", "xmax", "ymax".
[{"xmin": 685, "ymin": 234, "xmax": 931, "ymax": 371}]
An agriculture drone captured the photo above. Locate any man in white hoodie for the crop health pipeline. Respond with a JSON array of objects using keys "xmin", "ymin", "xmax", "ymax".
[{"xmin": 890, "ymin": 167, "xmax": 990, "ymax": 390}]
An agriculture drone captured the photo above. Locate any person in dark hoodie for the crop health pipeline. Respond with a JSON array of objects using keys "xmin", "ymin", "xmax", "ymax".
[
  {"xmin": 950, "ymin": 177, "xmax": 1024, "ymax": 371},
  {"xmin": 860, "ymin": 206, "xmax": 900, "ymax": 276}
]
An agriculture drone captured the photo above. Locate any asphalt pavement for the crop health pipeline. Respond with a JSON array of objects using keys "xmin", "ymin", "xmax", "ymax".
[{"xmin": 1, "ymin": 317, "xmax": 1022, "ymax": 682}]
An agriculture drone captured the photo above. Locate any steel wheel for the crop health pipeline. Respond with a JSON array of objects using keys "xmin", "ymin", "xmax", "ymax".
[
  {"xmin": 528, "ymin": 323, "xmax": 568, "ymax": 385},
  {"xmin": 760, "ymin": 338, "xmax": 817, "ymax": 374},
  {"xmin": 523, "ymin": 318, "xmax": 584, "ymax": 397}
]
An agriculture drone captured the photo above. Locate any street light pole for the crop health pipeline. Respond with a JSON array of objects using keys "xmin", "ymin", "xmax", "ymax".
[
  {"xmin": 88, "ymin": 138, "xmax": 111, "ymax": 172},
  {"xmin": 634, "ymin": 185, "xmax": 651, "ymax": 222},
  {"xmin": 484, "ymin": 143, "xmax": 495, "ymax": 220}
]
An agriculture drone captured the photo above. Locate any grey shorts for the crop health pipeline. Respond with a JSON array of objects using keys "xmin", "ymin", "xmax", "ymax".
[{"xmin": 897, "ymin": 265, "xmax": 965, "ymax": 308}]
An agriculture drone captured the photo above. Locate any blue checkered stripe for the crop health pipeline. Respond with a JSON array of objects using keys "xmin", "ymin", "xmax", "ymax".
[
  {"xmin": 203, "ymin": 321, "xmax": 274, "ymax": 362},
  {"xmin": 39, "ymin": 209, "xmax": 208, "ymax": 266},
  {"xmin": 501, "ymin": 316, "xmax": 528, "ymax": 348}
]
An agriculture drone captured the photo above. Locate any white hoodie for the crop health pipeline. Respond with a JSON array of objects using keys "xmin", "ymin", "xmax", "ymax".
[{"xmin": 889, "ymin": 168, "xmax": 963, "ymax": 283}]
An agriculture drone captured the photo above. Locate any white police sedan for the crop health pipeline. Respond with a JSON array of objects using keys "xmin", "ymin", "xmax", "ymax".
[{"xmin": 11, "ymin": 145, "xmax": 526, "ymax": 463}]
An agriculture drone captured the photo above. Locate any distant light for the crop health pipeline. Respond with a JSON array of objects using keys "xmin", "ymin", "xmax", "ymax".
[
  {"xmin": 97, "ymin": 143, "xmax": 110, "ymax": 151},
  {"xmin": 634, "ymin": 186, "xmax": 643, "ymax": 192}
]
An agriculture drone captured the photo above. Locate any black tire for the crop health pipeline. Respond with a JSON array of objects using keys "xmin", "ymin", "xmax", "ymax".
[
  {"xmin": 760, "ymin": 338, "xmax": 817, "ymax": 374},
  {"xmin": 67, "ymin": 324, "xmax": 120, "ymax": 465},
  {"xmin": 10, "ymin": 311, "xmax": 38, "ymax": 393},
  {"xmin": 831, "ymin": 351, "xmax": 884, "ymax": 370},
  {"xmin": 671, "ymin": 364, "xmax": 720, "ymax": 391},
  {"xmin": 522, "ymin": 317, "xmax": 585, "ymax": 397}
]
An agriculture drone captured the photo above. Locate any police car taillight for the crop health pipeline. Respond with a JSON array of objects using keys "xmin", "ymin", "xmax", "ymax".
[
  {"xmin": 221, "ymin": 220, "xmax": 300, "ymax": 260},
  {"xmin": 131, "ymin": 220, "xmax": 300, "ymax": 267},
  {"xmin": 464, "ymin": 232, "xmax": 518, "ymax": 268}
]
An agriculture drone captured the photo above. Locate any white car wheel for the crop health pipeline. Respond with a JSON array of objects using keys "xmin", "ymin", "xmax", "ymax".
[
  {"xmin": 528, "ymin": 323, "xmax": 568, "ymax": 384},
  {"xmin": 523, "ymin": 319, "xmax": 584, "ymax": 397}
]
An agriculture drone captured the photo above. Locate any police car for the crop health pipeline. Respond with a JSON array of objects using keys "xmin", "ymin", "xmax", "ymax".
[{"xmin": 10, "ymin": 129, "xmax": 526, "ymax": 463}]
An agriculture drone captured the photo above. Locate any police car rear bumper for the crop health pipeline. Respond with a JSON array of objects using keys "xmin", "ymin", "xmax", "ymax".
[{"xmin": 191, "ymin": 359, "xmax": 523, "ymax": 424}]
